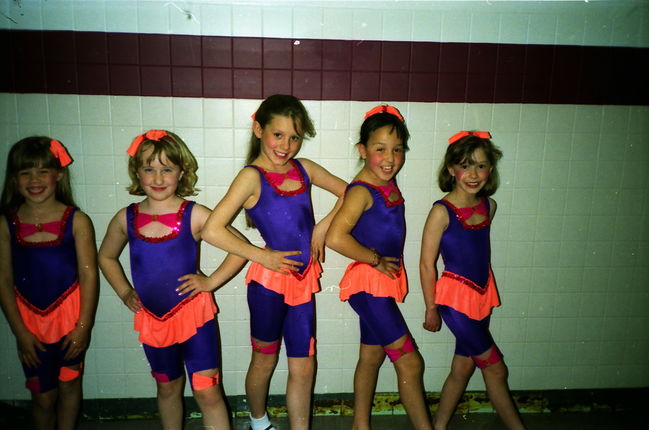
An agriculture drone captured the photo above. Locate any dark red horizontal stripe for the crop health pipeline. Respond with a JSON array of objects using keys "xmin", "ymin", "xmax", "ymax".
[{"xmin": 2, "ymin": 30, "xmax": 647, "ymax": 105}]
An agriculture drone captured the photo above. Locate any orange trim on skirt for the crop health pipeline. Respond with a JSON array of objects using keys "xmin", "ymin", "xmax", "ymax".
[
  {"xmin": 245, "ymin": 259, "xmax": 321, "ymax": 306},
  {"xmin": 434, "ymin": 270, "xmax": 501, "ymax": 320},
  {"xmin": 134, "ymin": 292, "xmax": 217, "ymax": 348},
  {"xmin": 15, "ymin": 282, "xmax": 80, "ymax": 344},
  {"xmin": 339, "ymin": 261, "xmax": 408, "ymax": 302}
]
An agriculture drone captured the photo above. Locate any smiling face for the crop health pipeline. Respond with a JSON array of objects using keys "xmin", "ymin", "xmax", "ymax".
[
  {"xmin": 448, "ymin": 147, "xmax": 492, "ymax": 196},
  {"xmin": 16, "ymin": 166, "xmax": 62, "ymax": 205},
  {"xmin": 357, "ymin": 125, "xmax": 405, "ymax": 184},
  {"xmin": 254, "ymin": 115, "xmax": 303, "ymax": 169},
  {"xmin": 137, "ymin": 148, "xmax": 183, "ymax": 202}
]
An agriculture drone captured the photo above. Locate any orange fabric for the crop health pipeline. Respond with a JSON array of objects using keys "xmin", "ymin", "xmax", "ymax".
[
  {"xmin": 245, "ymin": 259, "xmax": 321, "ymax": 306},
  {"xmin": 192, "ymin": 372, "xmax": 220, "ymax": 390},
  {"xmin": 308, "ymin": 337, "xmax": 315, "ymax": 356},
  {"xmin": 59, "ymin": 364, "xmax": 82, "ymax": 382},
  {"xmin": 134, "ymin": 292, "xmax": 217, "ymax": 347},
  {"xmin": 339, "ymin": 261, "xmax": 408, "ymax": 302},
  {"xmin": 15, "ymin": 282, "xmax": 80, "ymax": 343},
  {"xmin": 434, "ymin": 270, "xmax": 500, "ymax": 320}
]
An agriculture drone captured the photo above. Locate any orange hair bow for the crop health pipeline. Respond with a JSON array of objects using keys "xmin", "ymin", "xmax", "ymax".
[
  {"xmin": 448, "ymin": 131, "xmax": 492, "ymax": 144},
  {"xmin": 364, "ymin": 105, "xmax": 404, "ymax": 122},
  {"xmin": 49, "ymin": 140, "xmax": 73, "ymax": 167},
  {"xmin": 126, "ymin": 130, "xmax": 168, "ymax": 157}
]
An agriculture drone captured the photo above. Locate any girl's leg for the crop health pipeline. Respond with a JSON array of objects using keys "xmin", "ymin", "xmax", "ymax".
[
  {"xmin": 286, "ymin": 355, "xmax": 316, "ymax": 430},
  {"xmin": 352, "ymin": 343, "xmax": 385, "ymax": 430},
  {"xmin": 387, "ymin": 336, "xmax": 432, "ymax": 430},
  {"xmin": 56, "ymin": 366, "xmax": 83, "ymax": 430},
  {"xmin": 156, "ymin": 375, "xmax": 185, "ymax": 430},
  {"xmin": 246, "ymin": 342, "xmax": 279, "ymax": 419},
  {"xmin": 31, "ymin": 388, "xmax": 58, "ymax": 430},
  {"xmin": 433, "ymin": 354, "xmax": 475, "ymax": 430},
  {"xmin": 192, "ymin": 368, "xmax": 231, "ymax": 430},
  {"xmin": 478, "ymin": 347, "xmax": 526, "ymax": 430}
]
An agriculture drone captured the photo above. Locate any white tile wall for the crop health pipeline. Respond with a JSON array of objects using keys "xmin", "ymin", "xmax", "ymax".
[{"xmin": 1, "ymin": 0, "xmax": 648, "ymax": 401}]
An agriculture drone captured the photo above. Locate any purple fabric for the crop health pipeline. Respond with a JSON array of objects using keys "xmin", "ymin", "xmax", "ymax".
[
  {"xmin": 21, "ymin": 337, "xmax": 84, "ymax": 393},
  {"xmin": 438, "ymin": 305, "xmax": 494, "ymax": 357},
  {"xmin": 247, "ymin": 281, "xmax": 315, "ymax": 357},
  {"xmin": 142, "ymin": 318, "xmax": 220, "ymax": 387},
  {"xmin": 126, "ymin": 201, "xmax": 197, "ymax": 318},
  {"xmin": 245, "ymin": 159, "xmax": 314, "ymax": 274},
  {"xmin": 6, "ymin": 207, "xmax": 78, "ymax": 310},
  {"xmin": 348, "ymin": 291, "xmax": 408, "ymax": 346},
  {"xmin": 436, "ymin": 199, "xmax": 491, "ymax": 288},
  {"xmin": 348, "ymin": 181, "xmax": 405, "ymax": 266}
]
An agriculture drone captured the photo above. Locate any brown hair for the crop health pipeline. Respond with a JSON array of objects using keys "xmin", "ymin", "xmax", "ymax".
[
  {"xmin": 437, "ymin": 134, "xmax": 503, "ymax": 197},
  {"xmin": 1, "ymin": 136, "xmax": 76, "ymax": 211}
]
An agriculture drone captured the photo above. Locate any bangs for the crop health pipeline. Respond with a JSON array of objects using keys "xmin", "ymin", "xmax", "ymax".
[{"xmin": 12, "ymin": 150, "xmax": 58, "ymax": 172}]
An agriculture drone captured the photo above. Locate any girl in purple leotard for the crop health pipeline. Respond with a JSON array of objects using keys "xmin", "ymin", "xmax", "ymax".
[
  {"xmin": 98, "ymin": 130, "xmax": 246, "ymax": 430},
  {"xmin": 420, "ymin": 131, "xmax": 526, "ymax": 430},
  {"xmin": 202, "ymin": 95, "xmax": 346, "ymax": 430},
  {"xmin": 326, "ymin": 105, "xmax": 433, "ymax": 430},
  {"xmin": 0, "ymin": 136, "xmax": 99, "ymax": 430}
]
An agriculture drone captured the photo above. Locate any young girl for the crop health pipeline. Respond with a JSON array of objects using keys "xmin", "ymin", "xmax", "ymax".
[
  {"xmin": 0, "ymin": 137, "xmax": 99, "ymax": 430},
  {"xmin": 326, "ymin": 105, "xmax": 433, "ymax": 430},
  {"xmin": 201, "ymin": 94, "xmax": 346, "ymax": 430},
  {"xmin": 419, "ymin": 131, "xmax": 525, "ymax": 430},
  {"xmin": 98, "ymin": 130, "xmax": 246, "ymax": 430}
]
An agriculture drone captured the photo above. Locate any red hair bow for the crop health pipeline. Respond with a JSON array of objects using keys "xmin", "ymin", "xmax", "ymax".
[
  {"xmin": 126, "ymin": 130, "xmax": 168, "ymax": 157},
  {"xmin": 49, "ymin": 140, "xmax": 73, "ymax": 167},
  {"xmin": 448, "ymin": 131, "xmax": 492, "ymax": 144},
  {"xmin": 364, "ymin": 105, "xmax": 404, "ymax": 122}
]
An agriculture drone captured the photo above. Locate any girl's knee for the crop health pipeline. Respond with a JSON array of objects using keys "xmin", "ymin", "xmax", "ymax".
[
  {"xmin": 287, "ymin": 356, "xmax": 315, "ymax": 379},
  {"xmin": 31, "ymin": 389, "xmax": 58, "ymax": 411},
  {"xmin": 156, "ymin": 377, "xmax": 184, "ymax": 398}
]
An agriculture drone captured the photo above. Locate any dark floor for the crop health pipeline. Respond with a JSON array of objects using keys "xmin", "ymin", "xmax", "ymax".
[{"xmin": 0, "ymin": 412, "xmax": 640, "ymax": 430}]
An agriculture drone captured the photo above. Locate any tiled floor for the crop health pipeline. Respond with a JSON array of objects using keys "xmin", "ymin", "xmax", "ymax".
[{"xmin": 2, "ymin": 412, "xmax": 644, "ymax": 430}]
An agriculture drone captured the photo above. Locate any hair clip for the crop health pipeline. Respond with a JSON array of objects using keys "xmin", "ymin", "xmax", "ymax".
[
  {"xmin": 364, "ymin": 105, "xmax": 404, "ymax": 122},
  {"xmin": 448, "ymin": 131, "xmax": 492, "ymax": 144},
  {"xmin": 126, "ymin": 130, "xmax": 168, "ymax": 157},
  {"xmin": 49, "ymin": 140, "xmax": 73, "ymax": 167}
]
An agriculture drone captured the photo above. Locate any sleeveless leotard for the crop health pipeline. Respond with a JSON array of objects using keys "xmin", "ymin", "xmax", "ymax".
[
  {"xmin": 434, "ymin": 198, "xmax": 500, "ymax": 320},
  {"xmin": 6, "ymin": 207, "xmax": 80, "ymax": 343},
  {"xmin": 127, "ymin": 200, "xmax": 216, "ymax": 347},
  {"xmin": 339, "ymin": 181, "xmax": 408, "ymax": 302},
  {"xmin": 244, "ymin": 159, "xmax": 321, "ymax": 305}
]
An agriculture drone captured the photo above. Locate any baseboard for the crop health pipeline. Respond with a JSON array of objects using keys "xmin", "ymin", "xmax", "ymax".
[{"xmin": 1, "ymin": 388, "xmax": 647, "ymax": 422}]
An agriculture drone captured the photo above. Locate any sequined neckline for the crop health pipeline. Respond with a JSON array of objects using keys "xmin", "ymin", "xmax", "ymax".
[
  {"xmin": 133, "ymin": 200, "xmax": 189, "ymax": 243},
  {"xmin": 254, "ymin": 160, "xmax": 307, "ymax": 197},
  {"xmin": 442, "ymin": 198, "xmax": 490, "ymax": 230},
  {"xmin": 12, "ymin": 206, "xmax": 74, "ymax": 248},
  {"xmin": 352, "ymin": 180, "xmax": 404, "ymax": 207}
]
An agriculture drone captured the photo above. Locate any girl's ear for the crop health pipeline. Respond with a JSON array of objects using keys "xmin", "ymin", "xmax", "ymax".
[
  {"xmin": 56, "ymin": 170, "xmax": 64, "ymax": 182},
  {"xmin": 253, "ymin": 121, "xmax": 263, "ymax": 139},
  {"xmin": 356, "ymin": 143, "xmax": 367, "ymax": 160},
  {"xmin": 447, "ymin": 165, "xmax": 456, "ymax": 177}
]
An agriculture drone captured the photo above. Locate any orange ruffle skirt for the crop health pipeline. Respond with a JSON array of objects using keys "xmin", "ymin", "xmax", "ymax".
[
  {"xmin": 134, "ymin": 292, "xmax": 217, "ymax": 348},
  {"xmin": 16, "ymin": 281, "xmax": 80, "ymax": 344},
  {"xmin": 434, "ymin": 270, "xmax": 500, "ymax": 320},
  {"xmin": 339, "ymin": 261, "xmax": 408, "ymax": 302},
  {"xmin": 245, "ymin": 259, "xmax": 322, "ymax": 306}
]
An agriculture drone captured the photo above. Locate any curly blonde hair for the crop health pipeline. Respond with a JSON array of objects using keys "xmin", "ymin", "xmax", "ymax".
[{"xmin": 127, "ymin": 130, "xmax": 199, "ymax": 197}]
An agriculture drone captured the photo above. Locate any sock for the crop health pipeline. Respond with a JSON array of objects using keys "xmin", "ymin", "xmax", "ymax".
[{"xmin": 250, "ymin": 412, "xmax": 273, "ymax": 430}]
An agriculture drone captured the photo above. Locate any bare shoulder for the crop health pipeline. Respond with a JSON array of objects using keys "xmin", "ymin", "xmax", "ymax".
[{"xmin": 488, "ymin": 197, "xmax": 497, "ymax": 218}]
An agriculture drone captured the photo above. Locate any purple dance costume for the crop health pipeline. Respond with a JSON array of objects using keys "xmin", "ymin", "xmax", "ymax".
[
  {"xmin": 126, "ymin": 200, "xmax": 220, "ymax": 388},
  {"xmin": 6, "ymin": 206, "xmax": 84, "ymax": 393},
  {"xmin": 339, "ymin": 181, "xmax": 413, "ymax": 356},
  {"xmin": 434, "ymin": 198, "xmax": 501, "ymax": 364},
  {"xmin": 244, "ymin": 159, "xmax": 320, "ymax": 357}
]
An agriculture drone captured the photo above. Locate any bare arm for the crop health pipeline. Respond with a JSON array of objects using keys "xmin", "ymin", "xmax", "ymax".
[
  {"xmin": 98, "ymin": 208, "xmax": 141, "ymax": 313},
  {"xmin": 298, "ymin": 158, "xmax": 348, "ymax": 263},
  {"xmin": 0, "ymin": 217, "xmax": 46, "ymax": 367},
  {"xmin": 62, "ymin": 210, "xmax": 99, "ymax": 360},
  {"xmin": 201, "ymin": 167, "xmax": 302, "ymax": 273},
  {"xmin": 419, "ymin": 203, "xmax": 448, "ymax": 332},
  {"xmin": 325, "ymin": 185, "xmax": 400, "ymax": 278},
  {"xmin": 176, "ymin": 204, "xmax": 249, "ymax": 297}
]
